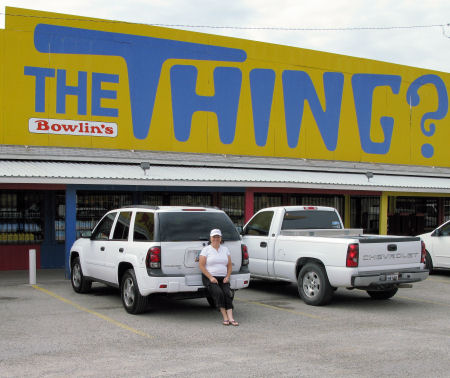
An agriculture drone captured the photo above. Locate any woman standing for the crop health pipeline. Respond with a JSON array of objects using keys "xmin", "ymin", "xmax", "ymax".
[{"xmin": 199, "ymin": 229, "xmax": 239, "ymax": 326}]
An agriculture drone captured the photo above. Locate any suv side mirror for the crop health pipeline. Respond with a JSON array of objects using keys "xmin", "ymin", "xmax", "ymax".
[
  {"xmin": 235, "ymin": 226, "xmax": 243, "ymax": 234},
  {"xmin": 81, "ymin": 230, "xmax": 92, "ymax": 238}
]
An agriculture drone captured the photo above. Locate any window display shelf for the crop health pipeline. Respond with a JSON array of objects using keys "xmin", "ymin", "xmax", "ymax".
[{"xmin": 0, "ymin": 191, "xmax": 44, "ymax": 245}]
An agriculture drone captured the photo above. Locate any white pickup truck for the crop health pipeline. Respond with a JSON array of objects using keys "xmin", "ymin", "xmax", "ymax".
[{"xmin": 242, "ymin": 206, "xmax": 428, "ymax": 305}]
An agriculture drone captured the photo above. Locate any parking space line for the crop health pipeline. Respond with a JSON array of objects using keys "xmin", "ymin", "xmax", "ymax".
[
  {"xmin": 397, "ymin": 295, "xmax": 450, "ymax": 307},
  {"xmin": 234, "ymin": 297, "xmax": 323, "ymax": 319},
  {"xmin": 428, "ymin": 277, "xmax": 450, "ymax": 284},
  {"xmin": 32, "ymin": 285, "xmax": 153, "ymax": 339}
]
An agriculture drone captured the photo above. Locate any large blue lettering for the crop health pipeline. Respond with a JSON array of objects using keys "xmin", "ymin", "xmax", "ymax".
[
  {"xmin": 282, "ymin": 71, "xmax": 344, "ymax": 150},
  {"xmin": 91, "ymin": 73, "xmax": 119, "ymax": 117},
  {"xmin": 406, "ymin": 74, "xmax": 448, "ymax": 158},
  {"xmin": 170, "ymin": 65, "xmax": 241, "ymax": 144},
  {"xmin": 56, "ymin": 69, "xmax": 87, "ymax": 115},
  {"xmin": 352, "ymin": 74, "xmax": 401, "ymax": 154},
  {"xmin": 24, "ymin": 66, "xmax": 55, "ymax": 112},
  {"xmin": 34, "ymin": 24, "xmax": 246, "ymax": 139},
  {"xmin": 250, "ymin": 69, "xmax": 275, "ymax": 147}
]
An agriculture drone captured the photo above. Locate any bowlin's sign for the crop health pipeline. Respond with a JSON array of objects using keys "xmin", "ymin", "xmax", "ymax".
[{"xmin": 29, "ymin": 118, "xmax": 117, "ymax": 137}]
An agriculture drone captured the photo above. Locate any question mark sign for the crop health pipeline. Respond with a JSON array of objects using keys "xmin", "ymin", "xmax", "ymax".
[{"xmin": 406, "ymin": 74, "xmax": 448, "ymax": 158}]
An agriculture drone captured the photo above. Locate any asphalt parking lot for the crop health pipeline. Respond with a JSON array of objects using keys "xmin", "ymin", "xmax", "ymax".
[{"xmin": 1, "ymin": 269, "xmax": 449, "ymax": 378}]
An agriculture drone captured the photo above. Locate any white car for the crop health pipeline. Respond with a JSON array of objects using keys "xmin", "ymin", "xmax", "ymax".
[
  {"xmin": 70, "ymin": 206, "xmax": 250, "ymax": 314},
  {"xmin": 418, "ymin": 220, "xmax": 450, "ymax": 272}
]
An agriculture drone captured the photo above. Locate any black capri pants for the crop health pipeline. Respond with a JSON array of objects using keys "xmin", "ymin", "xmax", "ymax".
[{"xmin": 202, "ymin": 275, "xmax": 234, "ymax": 310}]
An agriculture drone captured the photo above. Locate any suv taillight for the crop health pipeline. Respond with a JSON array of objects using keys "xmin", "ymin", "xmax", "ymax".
[
  {"xmin": 346, "ymin": 243, "xmax": 359, "ymax": 267},
  {"xmin": 420, "ymin": 241, "xmax": 426, "ymax": 264},
  {"xmin": 146, "ymin": 246, "xmax": 161, "ymax": 269},
  {"xmin": 241, "ymin": 244, "xmax": 249, "ymax": 266}
]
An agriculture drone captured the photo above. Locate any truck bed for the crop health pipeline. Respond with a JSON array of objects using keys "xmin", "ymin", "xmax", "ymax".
[{"xmin": 280, "ymin": 229, "xmax": 420, "ymax": 243}]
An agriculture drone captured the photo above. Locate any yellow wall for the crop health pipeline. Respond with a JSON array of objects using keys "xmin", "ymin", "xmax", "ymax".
[{"xmin": 1, "ymin": 7, "xmax": 450, "ymax": 167}]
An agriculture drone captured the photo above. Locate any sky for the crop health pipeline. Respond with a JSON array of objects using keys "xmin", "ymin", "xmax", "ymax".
[{"xmin": 1, "ymin": 0, "xmax": 450, "ymax": 73}]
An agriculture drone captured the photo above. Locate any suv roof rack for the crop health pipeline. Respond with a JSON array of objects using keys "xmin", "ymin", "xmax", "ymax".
[{"xmin": 121, "ymin": 205, "xmax": 160, "ymax": 210}]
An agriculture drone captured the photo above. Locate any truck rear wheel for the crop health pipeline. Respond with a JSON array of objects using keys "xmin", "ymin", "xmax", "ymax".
[
  {"xmin": 367, "ymin": 288, "xmax": 398, "ymax": 300},
  {"xmin": 298, "ymin": 263, "xmax": 333, "ymax": 306},
  {"xmin": 425, "ymin": 251, "xmax": 434, "ymax": 274},
  {"xmin": 121, "ymin": 269, "xmax": 148, "ymax": 314}
]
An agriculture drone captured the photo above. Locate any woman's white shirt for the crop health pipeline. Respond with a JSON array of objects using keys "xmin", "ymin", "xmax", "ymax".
[{"xmin": 200, "ymin": 244, "xmax": 230, "ymax": 277}]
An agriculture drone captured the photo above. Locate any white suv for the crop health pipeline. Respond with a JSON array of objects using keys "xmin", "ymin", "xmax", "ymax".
[{"xmin": 70, "ymin": 206, "xmax": 250, "ymax": 314}]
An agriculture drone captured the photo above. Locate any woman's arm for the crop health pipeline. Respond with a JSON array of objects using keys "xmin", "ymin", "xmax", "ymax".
[
  {"xmin": 223, "ymin": 255, "xmax": 232, "ymax": 283},
  {"xmin": 199, "ymin": 255, "xmax": 217, "ymax": 283}
]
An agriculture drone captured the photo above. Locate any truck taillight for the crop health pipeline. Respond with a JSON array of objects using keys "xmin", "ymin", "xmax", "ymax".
[
  {"xmin": 420, "ymin": 241, "xmax": 426, "ymax": 264},
  {"xmin": 241, "ymin": 244, "xmax": 249, "ymax": 266},
  {"xmin": 146, "ymin": 247, "xmax": 161, "ymax": 269},
  {"xmin": 346, "ymin": 243, "xmax": 359, "ymax": 267}
]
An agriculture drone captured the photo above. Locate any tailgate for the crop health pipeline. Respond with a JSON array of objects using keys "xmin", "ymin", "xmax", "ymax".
[
  {"xmin": 161, "ymin": 241, "xmax": 204, "ymax": 276},
  {"xmin": 358, "ymin": 237, "xmax": 422, "ymax": 268},
  {"xmin": 160, "ymin": 241, "xmax": 242, "ymax": 276}
]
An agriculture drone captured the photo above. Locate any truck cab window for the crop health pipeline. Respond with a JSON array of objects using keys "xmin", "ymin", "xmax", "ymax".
[
  {"xmin": 91, "ymin": 212, "xmax": 117, "ymax": 240},
  {"xmin": 282, "ymin": 210, "xmax": 342, "ymax": 230},
  {"xmin": 244, "ymin": 211, "xmax": 274, "ymax": 236}
]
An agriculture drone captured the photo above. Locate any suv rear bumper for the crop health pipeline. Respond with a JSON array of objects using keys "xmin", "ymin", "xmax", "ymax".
[
  {"xmin": 351, "ymin": 268, "xmax": 429, "ymax": 289},
  {"xmin": 137, "ymin": 268, "xmax": 250, "ymax": 296}
]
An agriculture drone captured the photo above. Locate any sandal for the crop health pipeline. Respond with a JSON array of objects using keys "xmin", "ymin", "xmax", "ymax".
[
  {"xmin": 223, "ymin": 320, "xmax": 230, "ymax": 326},
  {"xmin": 229, "ymin": 320, "xmax": 239, "ymax": 326}
]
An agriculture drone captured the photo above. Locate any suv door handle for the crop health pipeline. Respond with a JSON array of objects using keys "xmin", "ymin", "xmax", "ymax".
[
  {"xmin": 260, "ymin": 242, "xmax": 267, "ymax": 248},
  {"xmin": 100, "ymin": 246, "xmax": 105, "ymax": 251},
  {"xmin": 119, "ymin": 248, "xmax": 124, "ymax": 253}
]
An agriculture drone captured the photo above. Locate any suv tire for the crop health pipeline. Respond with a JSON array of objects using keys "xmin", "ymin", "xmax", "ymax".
[
  {"xmin": 71, "ymin": 257, "xmax": 92, "ymax": 293},
  {"xmin": 121, "ymin": 269, "xmax": 148, "ymax": 314}
]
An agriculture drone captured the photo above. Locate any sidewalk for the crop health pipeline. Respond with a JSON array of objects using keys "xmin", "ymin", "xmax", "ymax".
[{"xmin": 0, "ymin": 269, "xmax": 67, "ymax": 286}]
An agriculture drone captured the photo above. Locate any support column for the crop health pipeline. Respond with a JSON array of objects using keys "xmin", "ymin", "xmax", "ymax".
[
  {"xmin": 379, "ymin": 192, "xmax": 388, "ymax": 235},
  {"xmin": 244, "ymin": 189, "xmax": 254, "ymax": 223},
  {"xmin": 344, "ymin": 194, "xmax": 351, "ymax": 228},
  {"xmin": 65, "ymin": 187, "xmax": 77, "ymax": 278}
]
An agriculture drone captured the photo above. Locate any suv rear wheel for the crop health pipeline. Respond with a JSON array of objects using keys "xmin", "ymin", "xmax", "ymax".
[
  {"xmin": 71, "ymin": 257, "xmax": 92, "ymax": 293},
  {"xmin": 121, "ymin": 269, "xmax": 148, "ymax": 314}
]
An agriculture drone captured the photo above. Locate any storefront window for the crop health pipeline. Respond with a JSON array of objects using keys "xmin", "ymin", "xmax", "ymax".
[
  {"xmin": 55, "ymin": 192, "xmax": 66, "ymax": 242},
  {"xmin": 169, "ymin": 193, "xmax": 211, "ymax": 207},
  {"xmin": 0, "ymin": 190, "xmax": 43, "ymax": 244},
  {"xmin": 351, "ymin": 196, "xmax": 379, "ymax": 234},
  {"xmin": 388, "ymin": 197, "xmax": 438, "ymax": 235},
  {"xmin": 289, "ymin": 194, "xmax": 345, "ymax": 220},
  {"xmin": 254, "ymin": 193, "xmax": 282, "ymax": 212},
  {"xmin": 141, "ymin": 192, "xmax": 164, "ymax": 206},
  {"xmin": 76, "ymin": 191, "xmax": 133, "ymax": 238},
  {"xmin": 221, "ymin": 193, "xmax": 245, "ymax": 226},
  {"xmin": 443, "ymin": 198, "xmax": 450, "ymax": 222}
]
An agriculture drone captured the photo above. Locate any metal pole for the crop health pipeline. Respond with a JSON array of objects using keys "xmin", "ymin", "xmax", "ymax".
[{"xmin": 29, "ymin": 249, "xmax": 36, "ymax": 285}]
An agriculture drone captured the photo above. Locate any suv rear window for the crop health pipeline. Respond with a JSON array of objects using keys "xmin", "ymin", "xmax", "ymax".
[
  {"xmin": 281, "ymin": 210, "xmax": 342, "ymax": 230},
  {"xmin": 158, "ymin": 212, "xmax": 240, "ymax": 242},
  {"xmin": 134, "ymin": 212, "xmax": 155, "ymax": 241}
]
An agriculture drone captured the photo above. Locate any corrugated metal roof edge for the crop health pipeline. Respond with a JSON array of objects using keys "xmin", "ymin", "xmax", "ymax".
[
  {"xmin": 0, "ymin": 165, "xmax": 449, "ymax": 193},
  {"xmin": 1, "ymin": 177, "xmax": 449, "ymax": 193},
  {"xmin": 1, "ymin": 144, "xmax": 450, "ymax": 178}
]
